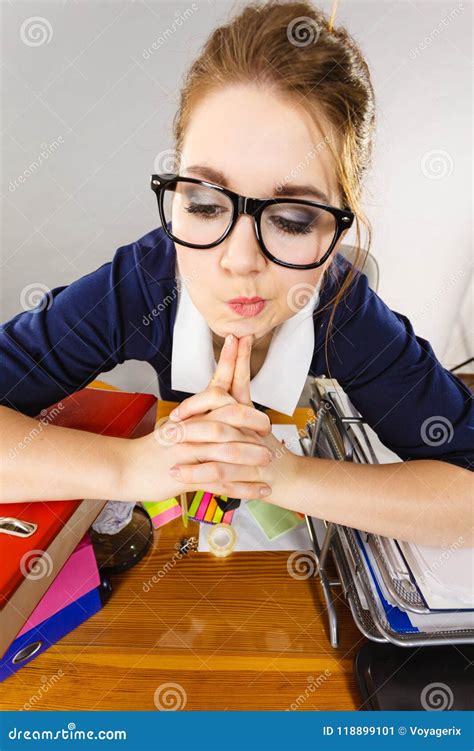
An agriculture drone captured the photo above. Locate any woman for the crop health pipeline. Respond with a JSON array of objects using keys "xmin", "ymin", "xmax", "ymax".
[{"xmin": 1, "ymin": 1, "xmax": 472, "ymax": 547}]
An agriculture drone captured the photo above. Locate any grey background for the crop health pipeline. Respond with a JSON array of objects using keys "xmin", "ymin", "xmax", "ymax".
[{"xmin": 1, "ymin": 0, "xmax": 472, "ymax": 398}]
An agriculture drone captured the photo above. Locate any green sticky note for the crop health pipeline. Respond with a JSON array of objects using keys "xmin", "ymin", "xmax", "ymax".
[
  {"xmin": 246, "ymin": 500, "xmax": 304, "ymax": 540},
  {"xmin": 188, "ymin": 490, "xmax": 204, "ymax": 517},
  {"xmin": 142, "ymin": 497, "xmax": 178, "ymax": 516}
]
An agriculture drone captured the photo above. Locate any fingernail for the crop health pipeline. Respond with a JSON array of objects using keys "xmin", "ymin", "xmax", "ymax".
[
  {"xmin": 259, "ymin": 486, "xmax": 271, "ymax": 497},
  {"xmin": 224, "ymin": 334, "xmax": 234, "ymax": 348},
  {"xmin": 169, "ymin": 467, "xmax": 181, "ymax": 477},
  {"xmin": 169, "ymin": 408, "xmax": 180, "ymax": 421},
  {"xmin": 266, "ymin": 450, "xmax": 273, "ymax": 462}
]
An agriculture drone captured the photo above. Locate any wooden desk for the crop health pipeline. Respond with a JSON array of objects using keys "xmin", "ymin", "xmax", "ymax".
[{"xmin": 1, "ymin": 395, "xmax": 365, "ymax": 710}]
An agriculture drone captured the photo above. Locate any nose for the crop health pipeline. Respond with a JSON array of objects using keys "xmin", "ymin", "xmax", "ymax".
[{"xmin": 219, "ymin": 214, "xmax": 267, "ymax": 276}]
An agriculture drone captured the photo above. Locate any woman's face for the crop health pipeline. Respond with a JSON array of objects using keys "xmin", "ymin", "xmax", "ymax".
[{"xmin": 175, "ymin": 84, "xmax": 347, "ymax": 343}]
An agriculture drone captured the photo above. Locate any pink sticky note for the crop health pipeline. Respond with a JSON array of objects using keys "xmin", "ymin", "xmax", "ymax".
[
  {"xmin": 17, "ymin": 534, "xmax": 100, "ymax": 637},
  {"xmin": 194, "ymin": 492, "xmax": 212, "ymax": 521},
  {"xmin": 150, "ymin": 503, "xmax": 182, "ymax": 529}
]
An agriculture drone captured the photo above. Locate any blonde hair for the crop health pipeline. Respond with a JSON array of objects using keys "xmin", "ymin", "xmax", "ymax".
[{"xmin": 172, "ymin": 0, "xmax": 376, "ymax": 373}]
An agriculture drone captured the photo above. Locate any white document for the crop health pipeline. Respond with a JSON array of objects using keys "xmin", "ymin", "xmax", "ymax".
[
  {"xmin": 198, "ymin": 500, "xmax": 312, "ymax": 553},
  {"xmin": 397, "ymin": 541, "xmax": 474, "ymax": 611},
  {"xmin": 198, "ymin": 423, "xmax": 312, "ymax": 552}
]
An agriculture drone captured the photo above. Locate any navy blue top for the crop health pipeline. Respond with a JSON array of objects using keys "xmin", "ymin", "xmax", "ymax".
[{"xmin": 1, "ymin": 224, "xmax": 473, "ymax": 471}]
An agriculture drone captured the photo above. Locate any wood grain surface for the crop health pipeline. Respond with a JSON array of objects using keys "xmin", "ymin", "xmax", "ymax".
[{"xmin": 1, "ymin": 392, "xmax": 368, "ymax": 710}]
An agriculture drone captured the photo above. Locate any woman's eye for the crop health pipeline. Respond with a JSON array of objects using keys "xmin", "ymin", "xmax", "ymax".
[
  {"xmin": 269, "ymin": 214, "xmax": 315, "ymax": 235},
  {"xmin": 185, "ymin": 202, "xmax": 227, "ymax": 220}
]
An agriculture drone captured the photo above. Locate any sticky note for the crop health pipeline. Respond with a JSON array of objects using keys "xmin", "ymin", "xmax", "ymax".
[
  {"xmin": 195, "ymin": 492, "xmax": 212, "ymax": 521},
  {"xmin": 143, "ymin": 498, "xmax": 179, "ymax": 517},
  {"xmin": 246, "ymin": 500, "xmax": 304, "ymax": 540},
  {"xmin": 204, "ymin": 496, "xmax": 218, "ymax": 522},
  {"xmin": 151, "ymin": 504, "xmax": 182, "ymax": 528},
  {"xmin": 142, "ymin": 498, "xmax": 181, "ymax": 529},
  {"xmin": 188, "ymin": 492, "xmax": 235, "ymax": 525},
  {"xmin": 188, "ymin": 490, "xmax": 204, "ymax": 517}
]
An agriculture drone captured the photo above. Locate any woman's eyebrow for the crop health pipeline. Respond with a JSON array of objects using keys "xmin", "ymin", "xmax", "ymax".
[
  {"xmin": 275, "ymin": 182, "xmax": 330, "ymax": 204},
  {"xmin": 183, "ymin": 165, "xmax": 330, "ymax": 204}
]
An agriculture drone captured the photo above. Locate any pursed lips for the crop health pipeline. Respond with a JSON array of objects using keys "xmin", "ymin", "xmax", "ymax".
[{"xmin": 227, "ymin": 296, "xmax": 267, "ymax": 318}]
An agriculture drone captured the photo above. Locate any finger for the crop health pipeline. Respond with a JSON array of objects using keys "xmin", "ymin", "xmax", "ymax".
[
  {"xmin": 169, "ymin": 460, "xmax": 267, "ymax": 487},
  {"xmin": 197, "ymin": 481, "xmax": 273, "ymax": 500},
  {"xmin": 170, "ymin": 420, "xmax": 270, "ymax": 446},
  {"xmin": 208, "ymin": 403, "xmax": 272, "ymax": 435},
  {"xmin": 168, "ymin": 386, "xmax": 235, "ymax": 422},
  {"xmin": 178, "ymin": 441, "xmax": 273, "ymax": 467},
  {"xmin": 209, "ymin": 333, "xmax": 238, "ymax": 391},
  {"xmin": 231, "ymin": 335, "xmax": 253, "ymax": 405}
]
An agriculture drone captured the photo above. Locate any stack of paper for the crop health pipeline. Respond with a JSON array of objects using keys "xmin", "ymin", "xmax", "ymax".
[
  {"xmin": 397, "ymin": 541, "xmax": 473, "ymax": 611},
  {"xmin": 321, "ymin": 379, "xmax": 474, "ymax": 637},
  {"xmin": 355, "ymin": 529, "xmax": 474, "ymax": 634}
]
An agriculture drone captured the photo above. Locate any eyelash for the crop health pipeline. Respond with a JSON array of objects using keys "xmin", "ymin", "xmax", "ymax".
[
  {"xmin": 269, "ymin": 215, "xmax": 313, "ymax": 236},
  {"xmin": 185, "ymin": 202, "xmax": 316, "ymax": 236}
]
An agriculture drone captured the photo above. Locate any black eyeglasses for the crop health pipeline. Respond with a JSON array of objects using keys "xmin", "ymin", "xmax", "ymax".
[{"xmin": 150, "ymin": 173, "xmax": 354, "ymax": 270}]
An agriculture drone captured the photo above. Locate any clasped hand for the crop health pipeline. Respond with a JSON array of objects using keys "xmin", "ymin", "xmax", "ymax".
[{"xmin": 125, "ymin": 334, "xmax": 299, "ymax": 503}]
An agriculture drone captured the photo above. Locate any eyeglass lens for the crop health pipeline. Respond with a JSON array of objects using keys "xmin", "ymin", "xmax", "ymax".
[{"xmin": 161, "ymin": 180, "xmax": 337, "ymax": 266}]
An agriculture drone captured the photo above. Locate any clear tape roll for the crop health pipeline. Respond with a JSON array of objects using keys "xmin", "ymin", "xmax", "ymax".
[{"xmin": 207, "ymin": 523, "xmax": 237, "ymax": 558}]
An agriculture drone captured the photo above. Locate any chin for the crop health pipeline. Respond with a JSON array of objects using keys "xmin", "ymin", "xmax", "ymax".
[{"xmin": 216, "ymin": 319, "xmax": 271, "ymax": 340}]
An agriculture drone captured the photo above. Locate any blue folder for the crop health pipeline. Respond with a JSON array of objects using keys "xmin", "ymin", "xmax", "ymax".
[
  {"xmin": 354, "ymin": 530, "xmax": 418, "ymax": 634},
  {"xmin": 0, "ymin": 576, "xmax": 112, "ymax": 682}
]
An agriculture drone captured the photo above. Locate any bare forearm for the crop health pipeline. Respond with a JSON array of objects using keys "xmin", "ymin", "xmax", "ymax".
[
  {"xmin": 272, "ymin": 455, "xmax": 474, "ymax": 547},
  {"xmin": 0, "ymin": 405, "xmax": 125, "ymax": 503}
]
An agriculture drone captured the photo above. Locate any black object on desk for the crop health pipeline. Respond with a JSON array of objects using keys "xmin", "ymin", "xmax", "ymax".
[
  {"xmin": 90, "ymin": 505, "xmax": 154, "ymax": 574},
  {"xmin": 355, "ymin": 641, "xmax": 474, "ymax": 710},
  {"xmin": 214, "ymin": 495, "xmax": 241, "ymax": 512}
]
